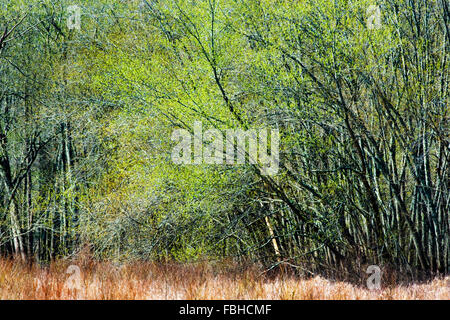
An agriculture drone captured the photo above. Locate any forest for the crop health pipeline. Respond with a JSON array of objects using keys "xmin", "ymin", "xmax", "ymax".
[{"xmin": 0, "ymin": 0, "xmax": 448, "ymax": 288}]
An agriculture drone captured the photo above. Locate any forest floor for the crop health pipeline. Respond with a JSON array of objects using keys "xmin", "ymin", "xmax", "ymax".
[{"xmin": 0, "ymin": 258, "xmax": 448, "ymax": 300}]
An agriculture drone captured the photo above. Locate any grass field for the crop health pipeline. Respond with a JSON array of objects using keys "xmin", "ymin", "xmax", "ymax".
[{"xmin": 0, "ymin": 258, "xmax": 448, "ymax": 300}]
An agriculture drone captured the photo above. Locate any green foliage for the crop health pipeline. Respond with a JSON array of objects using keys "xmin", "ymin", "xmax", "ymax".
[{"xmin": 0, "ymin": 0, "xmax": 447, "ymax": 278}]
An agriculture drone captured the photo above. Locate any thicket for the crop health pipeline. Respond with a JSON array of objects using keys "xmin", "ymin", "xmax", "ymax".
[{"xmin": 0, "ymin": 0, "xmax": 448, "ymax": 279}]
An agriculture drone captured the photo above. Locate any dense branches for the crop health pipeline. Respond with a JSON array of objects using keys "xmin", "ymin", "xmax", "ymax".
[{"xmin": 0, "ymin": 0, "xmax": 447, "ymax": 279}]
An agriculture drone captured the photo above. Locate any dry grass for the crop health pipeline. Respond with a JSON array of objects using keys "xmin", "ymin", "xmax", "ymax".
[{"xmin": 0, "ymin": 258, "xmax": 448, "ymax": 300}]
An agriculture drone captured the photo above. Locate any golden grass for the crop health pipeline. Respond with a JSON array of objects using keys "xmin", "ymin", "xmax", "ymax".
[{"xmin": 0, "ymin": 258, "xmax": 448, "ymax": 300}]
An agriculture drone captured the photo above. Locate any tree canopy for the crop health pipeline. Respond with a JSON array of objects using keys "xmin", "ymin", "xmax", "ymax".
[{"xmin": 0, "ymin": 0, "xmax": 448, "ymax": 279}]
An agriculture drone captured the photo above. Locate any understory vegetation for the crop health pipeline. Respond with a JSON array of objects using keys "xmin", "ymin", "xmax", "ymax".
[{"xmin": 0, "ymin": 0, "xmax": 448, "ymax": 283}]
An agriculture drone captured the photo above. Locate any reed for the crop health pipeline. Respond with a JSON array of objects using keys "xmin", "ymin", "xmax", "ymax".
[{"xmin": 0, "ymin": 258, "xmax": 447, "ymax": 300}]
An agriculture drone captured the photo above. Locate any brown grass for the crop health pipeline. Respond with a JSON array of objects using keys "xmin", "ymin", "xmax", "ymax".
[{"xmin": 0, "ymin": 258, "xmax": 448, "ymax": 300}]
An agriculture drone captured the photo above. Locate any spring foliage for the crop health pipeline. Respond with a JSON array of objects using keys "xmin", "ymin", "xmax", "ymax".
[{"xmin": 0, "ymin": 0, "xmax": 448, "ymax": 278}]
